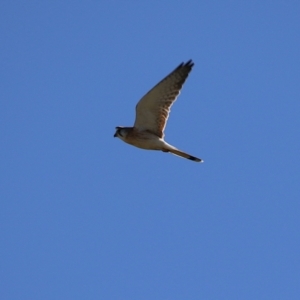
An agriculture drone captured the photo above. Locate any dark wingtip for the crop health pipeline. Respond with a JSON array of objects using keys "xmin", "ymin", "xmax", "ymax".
[
  {"xmin": 176, "ymin": 59, "xmax": 194, "ymax": 71},
  {"xmin": 185, "ymin": 59, "xmax": 194, "ymax": 68}
]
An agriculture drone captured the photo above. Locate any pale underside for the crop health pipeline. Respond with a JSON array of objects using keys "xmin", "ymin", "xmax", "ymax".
[
  {"xmin": 134, "ymin": 60, "xmax": 194, "ymax": 138},
  {"xmin": 114, "ymin": 60, "xmax": 203, "ymax": 162}
]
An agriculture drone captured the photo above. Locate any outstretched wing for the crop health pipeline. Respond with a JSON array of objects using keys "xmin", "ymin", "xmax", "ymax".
[{"xmin": 134, "ymin": 60, "xmax": 194, "ymax": 138}]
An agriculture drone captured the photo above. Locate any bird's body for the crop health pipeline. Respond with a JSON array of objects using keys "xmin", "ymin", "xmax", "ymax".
[
  {"xmin": 114, "ymin": 60, "xmax": 203, "ymax": 163},
  {"xmin": 115, "ymin": 127, "xmax": 166, "ymax": 150}
]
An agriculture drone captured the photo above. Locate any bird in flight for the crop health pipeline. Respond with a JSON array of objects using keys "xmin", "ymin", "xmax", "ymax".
[{"xmin": 114, "ymin": 60, "xmax": 203, "ymax": 162}]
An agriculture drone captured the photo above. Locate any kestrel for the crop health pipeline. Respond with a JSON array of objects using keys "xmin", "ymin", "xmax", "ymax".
[{"xmin": 114, "ymin": 60, "xmax": 203, "ymax": 162}]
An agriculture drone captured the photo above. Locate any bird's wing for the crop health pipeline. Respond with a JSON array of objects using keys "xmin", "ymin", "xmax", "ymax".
[{"xmin": 134, "ymin": 60, "xmax": 194, "ymax": 138}]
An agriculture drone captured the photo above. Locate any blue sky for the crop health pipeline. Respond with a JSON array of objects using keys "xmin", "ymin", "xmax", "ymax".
[{"xmin": 1, "ymin": 1, "xmax": 300, "ymax": 299}]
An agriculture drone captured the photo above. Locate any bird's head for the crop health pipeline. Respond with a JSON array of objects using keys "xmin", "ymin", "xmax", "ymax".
[{"xmin": 114, "ymin": 126, "xmax": 129, "ymax": 140}]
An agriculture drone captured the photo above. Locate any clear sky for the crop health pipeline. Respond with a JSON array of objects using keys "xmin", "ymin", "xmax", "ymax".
[{"xmin": 1, "ymin": 1, "xmax": 300, "ymax": 299}]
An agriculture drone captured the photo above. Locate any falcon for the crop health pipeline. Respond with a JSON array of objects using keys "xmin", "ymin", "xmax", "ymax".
[{"xmin": 114, "ymin": 60, "xmax": 203, "ymax": 162}]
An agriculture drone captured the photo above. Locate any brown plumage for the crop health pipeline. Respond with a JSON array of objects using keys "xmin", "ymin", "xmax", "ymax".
[
  {"xmin": 114, "ymin": 60, "xmax": 203, "ymax": 163},
  {"xmin": 134, "ymin": 60, "xmax": 194, "ymax": 138}
]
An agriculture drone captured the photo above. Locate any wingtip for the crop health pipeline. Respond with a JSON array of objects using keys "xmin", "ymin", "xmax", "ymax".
[
  {"xmin": 185, "ymin": 59, "xmax": 194, "ymax": 68},
  {"xmin": 176, "ymin": 59, "xmax": 194, "ymax": 70}
]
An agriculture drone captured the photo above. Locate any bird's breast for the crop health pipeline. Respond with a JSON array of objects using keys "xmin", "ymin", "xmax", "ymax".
[{"xmin": 123, "ymin": 130, "xmax": 165, "ymax": 150}]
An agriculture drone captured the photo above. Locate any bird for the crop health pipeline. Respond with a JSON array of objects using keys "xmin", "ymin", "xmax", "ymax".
[{"xmin": 114, "ymin": 60, "xmax": 203, "ymax": 162}]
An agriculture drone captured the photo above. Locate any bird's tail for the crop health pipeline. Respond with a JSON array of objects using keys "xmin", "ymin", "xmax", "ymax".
[{"xmin": 166, "ymin": 148, "xmax": 203, "ymax": 163}]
